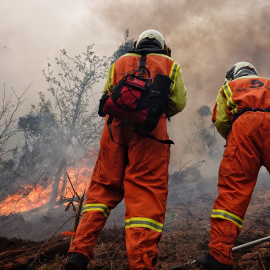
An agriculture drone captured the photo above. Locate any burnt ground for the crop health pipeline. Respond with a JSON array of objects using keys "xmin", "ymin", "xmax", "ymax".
[{"xmin": 0, "ymin": 186, "xmax": 270, "ymax": 270}]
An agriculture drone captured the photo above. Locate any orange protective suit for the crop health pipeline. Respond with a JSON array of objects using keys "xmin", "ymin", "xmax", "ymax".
[
  {"xmin": 210, "ymin": 76, "xmax": 270, "ymax": 266},
  {"xmin": 68, "ymin": 52, "xmax": 187, "ymax": 269}
]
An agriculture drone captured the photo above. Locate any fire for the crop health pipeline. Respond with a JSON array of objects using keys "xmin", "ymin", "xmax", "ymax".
[
  {"xmin": 0, "ymin": 169, "xmax": 91, "ymax": 216},
  {"xmin": 62, "ymin": 168, "xmax": 91, "ymax": 198},
  {"xmin": 0, "ymin": 148, "xmax": 97, "ymax": 216},
  {"xmin": 0, "ymin": 184, "xmax": 52, "ymax": 216}
]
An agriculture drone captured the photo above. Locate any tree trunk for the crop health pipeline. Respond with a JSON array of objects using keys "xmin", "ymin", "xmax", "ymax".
[{"xmin": 49, "ymin": 157, "xmax": 66, "ymax": 204}]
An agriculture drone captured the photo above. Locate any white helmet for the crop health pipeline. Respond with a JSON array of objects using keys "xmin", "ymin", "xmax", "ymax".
[
  {"xmin": 135, "ymin": 29, "xmax": 165, "ymax": 49},
  {"xmin": 225, "ymin": 62, "xmax": 257, "ymax": 84}
]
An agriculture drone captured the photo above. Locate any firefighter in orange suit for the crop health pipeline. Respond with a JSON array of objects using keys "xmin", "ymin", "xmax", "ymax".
[
  {"xmin": 195, "ymin": 62, "xmax": 270, "ymax": 270},
  {"xmin": 65, "ymin": 29, "xmax": 187, "ymax": 270}
]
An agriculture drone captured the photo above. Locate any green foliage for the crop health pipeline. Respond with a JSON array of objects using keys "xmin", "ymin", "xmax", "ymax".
[
  {"xmin": 42, "ymin": 45, "xmax": 107, "ymax": 145},
  {"xmin": 185, "ymin": 105, "xmax": 219, "ymax": 157},
  {"xmin": 197, "ymin": 105, "xmax": 212, "ymax": 117},
  {"xmin": 110, "ymin": 29, "xmax": 135, "ymax": 63},
  {"xmin": 13, "ymin": 46, "xmax": 108, "ymax": 201},
  {"xmin": 0, "ymin": 84, "xmax": 29, "ymax": 168},
  {"xmin": 18, "ymin": 94, "xmax": 57, "ymax": 138},
  {"xmin": 16, "ymin": 97, "xmax": 62, "ymax": 177},
  {"xmin": 43, "ymin": 45, "xmax": 109, "ymax": 202}
]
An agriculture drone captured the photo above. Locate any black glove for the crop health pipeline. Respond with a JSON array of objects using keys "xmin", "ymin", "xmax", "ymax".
[{"xmin": 98, "ymin": 93, "xmax": 109, "ymax": 117}]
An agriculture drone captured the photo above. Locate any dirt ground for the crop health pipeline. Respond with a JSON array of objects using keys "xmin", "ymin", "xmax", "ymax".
[{"xmin": 1, "ymin": 187, "xmax": 270, "ymax": 270}]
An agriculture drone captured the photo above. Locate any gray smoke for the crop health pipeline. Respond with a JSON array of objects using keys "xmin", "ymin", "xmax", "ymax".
[
  {"xmin": 1, "ymin": 0, "xmax": 270, "ymax": 200},
  {"xmin": 88, "ymin": 0, "xmax": 270, "ymax": 169}
]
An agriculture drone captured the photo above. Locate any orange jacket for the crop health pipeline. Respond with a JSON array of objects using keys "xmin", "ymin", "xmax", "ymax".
[
  {"xmin": 212, "ymin": 76, "xmax": 270, "ymax": 139},
  {"xmin": 103, "ymin": 52, "xmax": 187, "ymax": 117}
]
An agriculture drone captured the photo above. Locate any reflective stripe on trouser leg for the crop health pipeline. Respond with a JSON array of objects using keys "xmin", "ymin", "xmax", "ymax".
[
  {"xmin": 68, "ymin": 210, "xmax": 108, "ymax": 260},
  {"xmin": 209, "ymin": 218, "xmax": 239, "ymax": 267},
  {"xmin": 209, "ymin": 209, "xmax": 243, "ymax": 267},
  {"xmin": 211, "ymin": 209, "xmax": 243, "ymax": 228},
  {"xmin": 68, "ymin": 117, "xmax": 127, "ymax": 260},
  {"xmin": 124, "ymin": 115, "xmax": 169, "ymax": 269},
  {"xmin": 209, "ymin": 115, "xmax": 262, "ymax": 266},
  {"xmin": 125, "ymin": 218, "xmax": 164, "ymax": 269},
  {"xmin": 83, "ymin": 203, "xmax": 110, "ymax": 218},
  {"xmin": 125, "ymin": 217, "xmax": 163, "ymax": 233}
]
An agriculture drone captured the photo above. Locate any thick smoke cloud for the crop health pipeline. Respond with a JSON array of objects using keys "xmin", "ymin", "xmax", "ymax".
[
  {"xmin": 1, "ymin": 0, "xmax": 270, "ymax": 236},
  {"xmin": 89, "ymin": 0, "xmax": 270, "ymax": 167},
  {"xmin": 1, "ymin": 0, "xmax": 270, "ymax": 172}
]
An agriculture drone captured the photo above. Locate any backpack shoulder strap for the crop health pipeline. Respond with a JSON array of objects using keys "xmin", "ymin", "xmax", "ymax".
[
  {"xmin": 106, "ymin": 53, "xmax": 173, "ymax": 145},
  {"xmin": 137, "ymin": 53, "xmax": 147, "ymax": 79},
  {"xmin": 140, "ymin": 53, "xmax": 147, "ymax": 68}
]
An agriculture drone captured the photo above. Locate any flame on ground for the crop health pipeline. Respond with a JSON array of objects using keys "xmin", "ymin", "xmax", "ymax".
[{"xmin": 0, "ymin": 167, "xmax": 92, "ymax": 216}]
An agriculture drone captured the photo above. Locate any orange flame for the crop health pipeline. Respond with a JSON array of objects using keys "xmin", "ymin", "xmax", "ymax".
[
  {"xmin": 0, "ymin": 184, "xmax": 52, "ymax": 215},
  {"xmin": 0, "ymin": 149, "xmax": 97, "ymax": 216}
]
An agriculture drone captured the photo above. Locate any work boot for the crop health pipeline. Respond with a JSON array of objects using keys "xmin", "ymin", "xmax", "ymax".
[
  {"xmin": 196, "ymin": 253, "xmax": 231, "ymax": 270},
  {"xmin": 65, "ymin": 252, "xmax": 88, "ymax": 270}
]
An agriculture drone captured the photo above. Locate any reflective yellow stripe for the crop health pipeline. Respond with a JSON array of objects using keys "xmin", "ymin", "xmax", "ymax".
[
  {"xmin": 223, "ymin": 84, "xmax": 238, "ymax": 114},
  {"xmin": 108, "ymin": 63, "xmax": 115, "ymax": 92},
  {"xmin": 83, "ymin": 203, "xmax": 110, "ymax": 218},
  {"xmin": 125, "ymin": 217, "xmax": 163, "ymax": 233},
  {"xmin": 223, "ymin": 84, "xmax": 232, "ymax": 100},
  {"xmin": 228, "ymin": 98, "xmax": 238, "ymax": 114},
  {"xmin": 169, "ymin": 63, "xmax": 179, "ymax": 92},
  {"xmin": 123, "ymin": 52, "xmax": 172, "ymax": 59},
  {"xmin": 211, "ymin": 209, "xmax": 243, "ymax": 228}
]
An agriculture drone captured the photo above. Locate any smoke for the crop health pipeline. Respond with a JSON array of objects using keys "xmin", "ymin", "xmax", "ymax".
[
  {"xmin": 1, "ymin": 0, "xmax": 270, "ymax": 227},
  {"xmin": 2, "ymin": 0, "xmax": 270, "ymax": 117},
  {"xmin": 84, "ymin": 0, "xmax": 270, "ymax": 173}
]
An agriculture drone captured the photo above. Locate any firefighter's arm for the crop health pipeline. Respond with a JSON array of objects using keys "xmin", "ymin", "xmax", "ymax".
[
  {"xmin": 102, "ymin": 80, "xmax": 110, "ymax": 95},
  {"xmin": 99, "ymin": 65, "xmax": 114, "ymax": 117},
  {"xmin": 212, "ymin": 88, "xmax": 231, "ymax": 140},
  {"xmin": 102, "ymin": 63, "xmax": 115, "ymax": 95},
  {"xmin": 167, "ymin": 67, "xmax": 187, "ymax": 117}
]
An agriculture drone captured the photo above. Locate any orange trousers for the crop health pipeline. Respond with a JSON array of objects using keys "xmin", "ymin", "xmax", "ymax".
[
  {"xmin": 209, "ymin": 111, "xmax": 270, "ymax": 266},
  {"xmin": 68, "ymin": 115, "xmax": 170, "ymax": 269}
]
